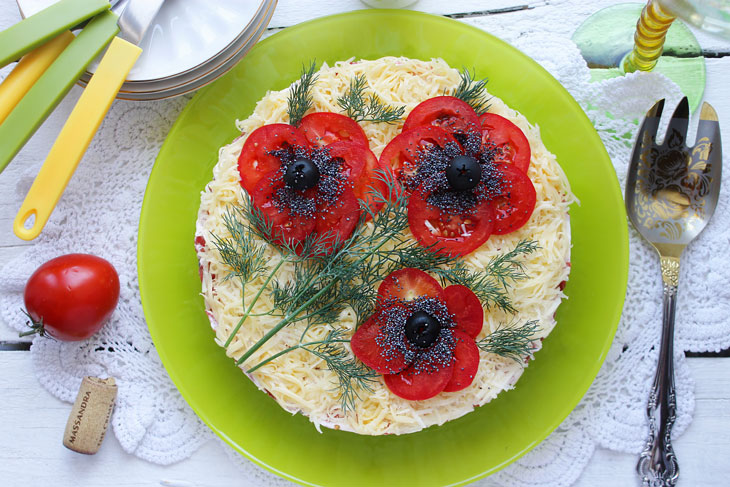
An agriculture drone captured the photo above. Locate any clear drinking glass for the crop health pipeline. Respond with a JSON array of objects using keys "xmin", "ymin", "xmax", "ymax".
[{"xmin": 661, "ymin": 0, "xmax": 730, "ymax": 37}]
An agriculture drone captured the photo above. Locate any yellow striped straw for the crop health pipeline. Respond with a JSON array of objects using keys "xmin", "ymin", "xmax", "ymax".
[{"xmin": 623, "ymin": 0, "xmax": 677, "ymax": 72}]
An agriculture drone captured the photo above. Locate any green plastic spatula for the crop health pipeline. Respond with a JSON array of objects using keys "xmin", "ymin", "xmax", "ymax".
[
  {"xmin": 0, "ymin": 0, "xmax": 109, "ymax": 67},
  {"xmin": 0, "ymin": 0, "xmax": 119, "ymax": 173}
]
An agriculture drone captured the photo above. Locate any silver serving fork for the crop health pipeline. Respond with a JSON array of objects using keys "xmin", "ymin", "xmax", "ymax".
[{"xmin": 626, "ymin": 97, "xmax": 722, "ymax": 487}]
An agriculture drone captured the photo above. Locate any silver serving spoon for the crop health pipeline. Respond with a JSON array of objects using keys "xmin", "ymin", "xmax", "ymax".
[{"xmin": 626, "ymin": 97, "xmax": 722, "ymax": 487}]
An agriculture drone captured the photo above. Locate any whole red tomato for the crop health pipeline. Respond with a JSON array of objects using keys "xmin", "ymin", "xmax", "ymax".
[{"xmin": 23, "ymin": 254, "xmax": 120, "ymax": 341}]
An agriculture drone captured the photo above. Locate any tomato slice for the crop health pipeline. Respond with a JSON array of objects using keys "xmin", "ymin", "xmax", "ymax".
[
  {"xmin": 479, "ymin": 113, "xmax": 531, "ymax": 173},
  {"xmin": 403, "ymin": 96, "xmax": 480, "ymax": 136},
  {"xmin": 408, "ymin": 190, "xmax": 495, "ymax": 256},
  {"xmin": 350, "ymin": 309, "xmax": 411, "ymax": 375},
  {"xmin": 313, "ymin": 186, "xmax": 360, "ymax": 253},
  {"xmin": 377, "ymin": 268, "xmax": 445, "ymax": 305},
  {"xmin": 238, "ymin": 124, "xmax": 309, "ymax": 195},
  {"xmin": 379, "ymin": 126, "xmax": 458, "ymax": 188},
  {"xmin": 299, "ymin": 112, "xmax": 369, "ymax": 147},
  {"xmin": 444, "ymin": 285, "xmax": 483, "ymax": 338},
  {"xmin": 489, "ymin": 163, "xmax": 536, "ymax": 235},
  {"xmin": 442, "ymin": 330, "xmax": 480, "ymax": 392},
  {"xmin": 383, "ymin": 349, "xmax": 454, "ymax": 400},
  {"xmin": 251, "ymin": 172, "xmax": 315, "ymax": 247},
  {"xmin": 326, "ymin": 141, "xmax": 387, "ymax": 216}
]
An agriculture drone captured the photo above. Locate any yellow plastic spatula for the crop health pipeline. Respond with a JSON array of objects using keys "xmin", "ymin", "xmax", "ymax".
[
  {"xmin": 0, "ymin": 31, "xmax": 74, "ymax": 125},
  {"xmin": 13, "ymin": 36, "xmax": 141, "ymax": 240},
  {"xmin": 13, "ymin": 0, "xmax": 165, "ymax": 240}
]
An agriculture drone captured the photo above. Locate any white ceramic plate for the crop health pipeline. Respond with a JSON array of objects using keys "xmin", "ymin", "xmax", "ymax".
[
  {"xmin": 126, "ymin": 0, "xmax": 266, "ymax": 81},
  {"xmin": 18, "ymin": 0, "xmax": 275, "ymax": 100}
]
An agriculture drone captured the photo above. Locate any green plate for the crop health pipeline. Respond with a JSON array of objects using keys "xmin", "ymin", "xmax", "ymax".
[{"xmin": 139, "ymin": 10, "xmax": 628, "ymax": 487}]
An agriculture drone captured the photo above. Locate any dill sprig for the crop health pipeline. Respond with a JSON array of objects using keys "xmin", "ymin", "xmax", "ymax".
[
  {"xmin": 287, "ymin": 61, "xmax": 318, "ymax": 126},
  {"xmin": 450, "ymin": 68, "xmax": 491, "ymax": 116},
  {"xmin": 210, "ymin": 202, "xmax": 285, "ymax": 348},
  {"xmin": 337, "ymin": 74, "xmax": 405, "ymax": 124},
  {"xmin": 246, "ymin": 329, "xmax": 378, "ymax": 414},
  {"xmin": 210, "ymin": 206, "xmax": 268, "ymax": 283},
  {"xmin": 431, "ymin": 239, "xmax": 539, "ymax": 313},
  {"xmin": 477, "ymin": 320, "xmax": 540, "ymax": 363}
]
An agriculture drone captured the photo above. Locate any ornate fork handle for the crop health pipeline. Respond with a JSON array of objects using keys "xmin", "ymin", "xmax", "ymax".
[{"xmin": 637, "ymin": 256, "xmax": 680, "ymax": 486}]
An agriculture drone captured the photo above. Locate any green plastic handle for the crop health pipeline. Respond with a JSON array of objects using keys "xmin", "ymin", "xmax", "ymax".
[
  {"xmin": 0, "ymin": 11, "xmax": 119, "ymax": 175},
  {"xmin": 0, "ymin": 0, "xmax": 110, "ymax": 68}
]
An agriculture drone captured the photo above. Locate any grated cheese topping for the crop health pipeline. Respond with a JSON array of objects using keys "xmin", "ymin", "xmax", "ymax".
[{"xmin": 196, "ymin": 57, "xmax": 574, "ymax": 435}]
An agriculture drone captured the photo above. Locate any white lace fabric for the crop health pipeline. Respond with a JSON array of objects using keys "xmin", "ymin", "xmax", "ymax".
[{"xmin": 1, "ymin": 27, "xmax": 728, "ymax": 487}]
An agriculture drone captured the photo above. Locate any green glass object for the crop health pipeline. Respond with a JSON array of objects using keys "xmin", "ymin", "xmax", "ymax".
[
  {"xmin": 139, "ymin": 10, "xmax": 628, "ymax": 486},
  {"xmin": 572, "ymin": 3, "xmax": 705, "ymax": 112}
]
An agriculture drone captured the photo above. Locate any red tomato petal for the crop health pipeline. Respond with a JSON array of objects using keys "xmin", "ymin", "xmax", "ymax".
[
  {"xmin": 490, "ymin": 163, "xmax": 537, "ymax": 235},
  {"xmin": 408, "ymin": 189, "xmax": 495, "ymax": 257},
  {"xmin": 299, "ymin": 112, "xmax": 369, "ymax": 147},
  {"xmin": 313, "ymin": 187, "xmax": 360, "ymax": 253},
  {"xmin": 403, "ymin": 96, "xmax": 480, "ymax": 136},
  {"xmin": 327, "ymin": 141, "xmax": 367, "ymax": 181},
  {"xmin": 251, "ymin": 172, "xmax": 316, "ymax": 248},
  {"xmin": 442, "ymin": 331, "xmax": 480, "ymax": 392},
  {"xmin": 377, "ymin": 268, "xmax": 444, "ymax": 305},
  {"xmin": 379, "ymin": 126, "xmax": 458, "ymax": 188},
  {"xmin": 479, "ymin": 113, "xmax": 531, "ymax": 173},
  {"xmin": 384, "ymin": 356, "xmax": 454, "ymax": 400},
  {"xmin": 444, "ymin": 285, "xmax": 483, "ymax": 338},
  {"xmin": 327, "ymin": 141, "xmax": 389, "ymax": 217},
  {"xmin": 238, "ymin": 124, "xmax": 309, "ymax": 195},
  {"xmin": 351, "ymin": 312, "xmax": 410, "ymax": 375}
]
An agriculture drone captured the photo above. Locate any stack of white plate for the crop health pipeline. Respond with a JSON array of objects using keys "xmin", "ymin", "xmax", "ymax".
[{"xmin": 20, "ymin": 0, "xmax": 277, "ymax": 100}]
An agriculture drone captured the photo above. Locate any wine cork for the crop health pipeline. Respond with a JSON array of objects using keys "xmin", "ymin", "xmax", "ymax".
[{"xmin": 62, "ymin": 377, "xmax": 117, "ymax": 455}]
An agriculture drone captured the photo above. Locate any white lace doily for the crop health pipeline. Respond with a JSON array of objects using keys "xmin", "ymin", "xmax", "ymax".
[{"xmin": 2, "ymin": 22, "xmax": 729, "ymax": 487}]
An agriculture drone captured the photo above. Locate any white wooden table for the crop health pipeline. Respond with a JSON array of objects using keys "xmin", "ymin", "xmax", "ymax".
[{"xmin": 1, "ymin": 1, "xmax": 729, "ymax": 485}]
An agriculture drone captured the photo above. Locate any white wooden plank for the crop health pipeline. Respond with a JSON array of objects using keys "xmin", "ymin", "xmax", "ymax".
[
  {"xmin": 575, "ymin": 358, "xmax": 730, "ymax": 486},
  {"xmin": 0, "ymin": 352, "xmax": 727, "ymax": 486}
]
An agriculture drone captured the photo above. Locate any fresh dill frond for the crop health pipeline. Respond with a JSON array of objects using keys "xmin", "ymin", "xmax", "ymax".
[
  {"xmin": 450, "ymin": 68, "xmax": 491, "ymax": 115},
  {"xmin": 485, "ymin": 239, "xmax": 540, "ymax": 289},
  {"xmin": 337, "ymin": 74, "xmax": 405, "ymax": 124},
  {"xmin": 306, "ymin": 329, "xmax": 379, "ymax": 414},
  {"xmin": 246, "ymin": 329, "xmax": 378, "ymax": 414},
  {"xmin": 430, "ymin": 239, "xmax": 538, "ymax": 313},
  {"xmin": 210, "ymin": 206, "xmax": 268, "ymax": 283},
  {"xmin": 287, "ymin": 61, "xmax": 318, "ymax": 126},
  {"xmin": 477, "ymin": 320, "xmax": 540, "ymax": 363}
]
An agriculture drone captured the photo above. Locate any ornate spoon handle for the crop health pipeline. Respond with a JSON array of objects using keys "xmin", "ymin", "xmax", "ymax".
[{"xmin": 637, "ymin": 255, "xmax": 680, "ymax": 486}]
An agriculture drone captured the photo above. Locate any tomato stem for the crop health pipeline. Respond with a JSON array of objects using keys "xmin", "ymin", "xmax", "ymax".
[{"xmin": 18, "ymin": 309, "xmax": 46, "ymax": 338}]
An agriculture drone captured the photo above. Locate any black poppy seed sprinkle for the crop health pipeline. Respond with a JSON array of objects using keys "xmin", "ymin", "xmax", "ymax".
[
  {"xmin": 426, "ymin": 189, "xmax": 478, "ymax": 215},
  {"xmin": 411, "ymin": 329, "xmax": 457, "ymax": 374},
  {"xmin": 266, "ymin": 144, "xmax": 349, "ymax": 217},
  {"xmin": 406, "ymin": 130, "xmax": 507, "ymax": 215},
  {"xmin": 374, "ymin": 296, "xmax": 457, "ymax": 374},
  {"xmin": 274, "ymin": 187, "xmax": 317, "ymax": 217}
]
